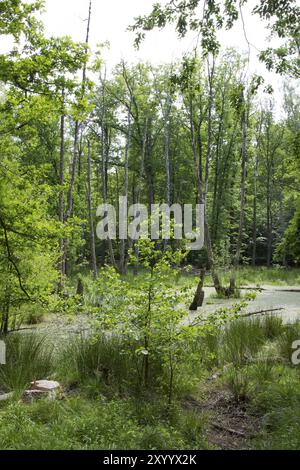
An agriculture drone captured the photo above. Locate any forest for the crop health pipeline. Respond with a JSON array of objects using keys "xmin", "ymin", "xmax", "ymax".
[{"xmin": 0, "ymin": 0, "xmax": 300, "ymax": 452}]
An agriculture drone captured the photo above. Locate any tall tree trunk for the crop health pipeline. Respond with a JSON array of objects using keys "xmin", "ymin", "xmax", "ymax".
[
  {"xmin": 267, "ymin": 205, "xmax": 273, "ymax": 266},
  {"xmin": 211, "ymin": 86, "xmax": 225, "ymax": 242},
  {"xmin": 190, "ymin": 57, "xmax": 226, "ymax": 304},
  {"xmin": 66, "ymin": 0, "xmax": 92, "ymax": 216},
  {"xmin": 87, "ymin": 140, "xmax": 97, "ymax": 279},
  {"xmin": 252, "ymin": 116, "xmax": 262, "ymax": 266},
  {"xmin": 278, "ymin": 178, "xmax": 287, "ymax": 266},
  {"xmin": 66, "ymin": 121, "xmax": 80, "ymax": 221},
  {"xmin": 0, "ymin": 290, "xmax": 10, "ymax": 335},
  {"xmin": 163, "ymin": 93, "xmax": 171, "ymax": 251},
  {"xmin": 265, "ymin": 124, "xmax": 273, "ymax": 267},
  {"xmin": 252, "ymin": 151, "xmax": 259, "ymax": 266},
  {"xmin": 189, "ymin": 268, "xmax": 205, "ymax": 310},
  {"xmin": 188, "ymin": 98, "xmax": 203, "ymax": 204},
  {"xmin": 229, "ymin": 92, "xmax": 248, "ymax": 295},
  {"xmin": 132, "ymin": 118, "xmax": 149, "ymax": 276},
  {"xmin": 164, "ymin": 94, "xmax": 171, "ymax": 208},
  {"xmin": 203, "ymin": 57, "xmax": 225, "ymax": 296},
  {"xmin": 101, "ymin": 123, "xmax": 117, "ymax": 269},
  {"xmin": 77, "ymin": 127, "xmax": 84, "ymax": 196},
  {"xmin": 58, "ymin": 94, "xmax": 66, "ymax": 289},
  {"xmin": 64, "ymin": 0, "xmax": 92, "ymax": 273},
  {"xmin": 234, "ymin": 100, "xmax": 247, "ymax": 268},
  {"xmin": 266, "ymin": 175, "xmax": 273, "ymax": 267},
  {"xmin": 119, "ymin": 110, "xmax": 132, "ymax": 275},
  {"xmin": 214, "ymin": 122, "xmax": 239, "ymax": 238},
  {"xmin": 146, "ymin": 170, "xmax": 155, "ymax": 211}
]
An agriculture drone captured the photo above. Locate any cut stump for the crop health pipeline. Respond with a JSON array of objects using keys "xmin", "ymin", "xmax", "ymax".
[{"xmin": 23, "ymin": 380, "xmax": 61, "ymax": 403}]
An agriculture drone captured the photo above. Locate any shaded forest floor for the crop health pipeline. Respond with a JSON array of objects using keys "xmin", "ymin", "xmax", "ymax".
[{"xmin": 184, "ymin": 385, "xmax": 262, "ymax": 450}]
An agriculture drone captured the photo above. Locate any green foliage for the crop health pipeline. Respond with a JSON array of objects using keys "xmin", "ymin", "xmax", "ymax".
[
  {"xmin": 0, "ymin": 0, "xmax": 43, "ymax": 39},
  {"xmin": 277, "ymin": 205, "xmax": 300, "ymax": 263},
  {"xmin": 195, "ymin": 329, "xmax": 220, "ymax": 369},
  {"xmin": 0, "ymin": 159, "xmax": 60, "ymax": 332},
  {"xmin": 89, "ymin": 237, "xmax": 192, "ymax": 402},
  {"xmin": 130, "ymin": 0, "xmax": 300, "ymax": 77},
  {"xmin": 16, "ymin": 304, "xmax": 46, "ymax": 326},
  {"xmin": 244, "ymin": 290, "xmax": 257, "ymax": 301},
  {"xmin": 0, "ymin": 0, "xmax": 299, "ymax": 453}
]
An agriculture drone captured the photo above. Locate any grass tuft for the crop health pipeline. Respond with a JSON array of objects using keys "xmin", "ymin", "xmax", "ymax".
[
  {"xmin": 0, "ymin": 332, "xmax": 53, "ymax": 392},
  {"xmin": 220, "ymin": 318, "xmax": 265, "ymax": 365}
]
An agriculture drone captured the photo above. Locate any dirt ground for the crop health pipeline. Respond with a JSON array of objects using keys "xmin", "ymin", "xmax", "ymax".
[{"xmin": 184, "ymin": 384, "xmax": 262, "ymax": 450}]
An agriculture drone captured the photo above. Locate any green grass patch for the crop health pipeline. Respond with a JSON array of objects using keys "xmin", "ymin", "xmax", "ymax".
[
  {"xmin": 0, "ymin": 332, "xmax": 53, "ymax": 392},
  {"xmin": 0, "ymin": 396, "xmax": 209, "ymax": 450},
  {"xmin": 220, "ymin": 267, "xmax": 300, "ymax": 287}
]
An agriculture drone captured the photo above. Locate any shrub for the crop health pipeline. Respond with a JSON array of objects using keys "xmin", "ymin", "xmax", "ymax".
[{"xmin": 19, "ymin": 304, "xmax": 45, "ymax": 326}]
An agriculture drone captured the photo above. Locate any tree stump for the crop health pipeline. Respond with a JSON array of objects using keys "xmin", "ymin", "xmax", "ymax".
[
  {"xmin": 76, "ymin": 277, "xmax": 84, "ymax": 296},
  {"xmin": 189, "ymin": 269, "xmax": 206, "ymax": 311}
]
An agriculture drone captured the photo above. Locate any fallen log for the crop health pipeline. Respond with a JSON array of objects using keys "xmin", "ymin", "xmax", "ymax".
[
  {"xmin": 241, "ymin": 307, "xmax": 284, "ymax": 318},
  {"xmin": 203, "ymin": 285, "xmax": 265, "ymax": 291},
  {"xmin": 275, "ymin": 289, "xmax": 300, "ymax": 293},
  {"xmin": 196, "ymin": 285, "xmax": 300, "ymax": 293},
  {"xmin": 189, "ymin": 307, "xmax": 284, "ymax": 328},
  {"xmin": 211, "ymin": 422, "xmax": 247, "ymax": 438}
]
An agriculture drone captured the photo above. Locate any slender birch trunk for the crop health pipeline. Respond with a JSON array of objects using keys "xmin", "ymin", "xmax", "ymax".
[
  {"xmin": 119, "ymin": 110, "xmax": 132, "ymax": 275},
  {"xmin": 252, "ymin": 117, "xmax": 262, "ymax": 267},
  {"xmin": 229, "ymin": 91, "xmax": 248, "ymax": 294},
  {"xmin": 58, "ymin": 92, "xmax": 66, "ymax": 288},
  {"xmin": 252, "ymin": 151, "xmax": 259, "ymax": 266},
  {"xmin": 101, "ymin": 122, "xmax": 117, "ymax": 269},
  {"xmin": 133, "ymin": 118, "xmax": 149, "ymax": 275},
  {"xmin": 234, "ymin": 97, "xmax": 247, "ymax": 267},
  {"xmin": 87, "ymin": 140, "xmax": 97, "ymax": 279}
]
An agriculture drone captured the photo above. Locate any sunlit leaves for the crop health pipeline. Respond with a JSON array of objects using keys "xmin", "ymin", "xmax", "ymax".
[{"xmin": 130, "ymin": 0, "xmax": 300, "ymax": 75}]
